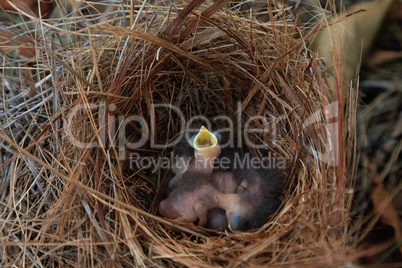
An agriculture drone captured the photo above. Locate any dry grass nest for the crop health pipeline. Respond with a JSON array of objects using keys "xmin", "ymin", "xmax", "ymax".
[{"xmin": 0, "ymin": 0, "xmax": 360, "ymax": 267}]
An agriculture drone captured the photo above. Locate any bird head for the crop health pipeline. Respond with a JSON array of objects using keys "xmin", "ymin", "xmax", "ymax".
[
  {"xmin": 218, "ymin": 194, "xmax": 255, "ymax": 231},
  {"xmin": 228, "ymin": 215, "xmax": 253, "ymax": 231},
  {"xmin": 189, "ymin": 126, "xmax": 221, "ymax": 175},
  {"xmin": 227, "ymin": 201, "xmax": 255, "ymax": 231}
]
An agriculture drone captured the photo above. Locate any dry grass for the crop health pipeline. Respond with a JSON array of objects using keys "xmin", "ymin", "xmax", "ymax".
[{"xmin": 0, "ymin": 0, "xmax": 361, "ymax": 267}]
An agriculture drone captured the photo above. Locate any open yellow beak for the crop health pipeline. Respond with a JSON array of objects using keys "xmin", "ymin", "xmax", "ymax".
[
  {"xmin": 193, "ymin": 126, "xmax": 218, "ymax": 149},
  {"xmin": 191, "ymin": 126, "xmax": 221, "ymax": 175}
]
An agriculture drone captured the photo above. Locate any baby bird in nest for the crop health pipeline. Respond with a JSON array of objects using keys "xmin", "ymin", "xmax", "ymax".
[
  {"xmin": 169, "ymin": 126, "xmax": 221, "ymax": 187},
  {"xmin": 159, "ymin": 126, "xmax": 284, "ymax": 231},
  {"xmin": 159, "ymin": 170, "xmax": 253, "ymax": 227},
  {"xmin": 216, "ymin": 149, "xmax": 285, "ymax": 231}
]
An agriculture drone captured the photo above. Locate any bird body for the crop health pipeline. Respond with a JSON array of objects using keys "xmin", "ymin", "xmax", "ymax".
[
  {"xmin": 210, "ymin": 171, "xmax": 237, "ymax": 194},
  {"xmin": 205, "ymin": 208, "xmax": 228, "ymax": 230},
  {"xmin": 159, "ymin": 171, "xmax": 218, "ymax": 225},
  {"xmin": 159, "ymin": 126, "xmax": 284, "ymax": 231},
  {"xmin": 229, "ymin": 168, "xmax": 283, "ymax": 230},
  {"xmin": 159, "ymin": 170, "xmax": 254, "ymax": 227},
  {"xmin": 217, "ymin": 149, "xmax": 285, "ymax": 230}
]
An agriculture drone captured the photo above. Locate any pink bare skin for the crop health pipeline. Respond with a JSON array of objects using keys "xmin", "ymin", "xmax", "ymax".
[
  {"xmin": 204, "ymin": 171, "xmax": 237, "ymax": 229},
  {"xmin": 159, "ymin": 170, "xmax": 254, "ymax": 227},
  {"xmin": 216, "ymin": 193, "xmax": 255, "ymax": 229},
  {"xmin": 210, "ymin": 171, "xmax": 237, "ymax": 194},
  {"xmin": 159, "ymin": 181, "xmax": 218, "ymax": 226}
]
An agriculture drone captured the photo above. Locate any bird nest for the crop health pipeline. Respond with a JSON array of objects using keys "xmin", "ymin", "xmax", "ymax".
[{"xmin": 0, "ymin": 0, "xmax": 359, "ymax": 266}]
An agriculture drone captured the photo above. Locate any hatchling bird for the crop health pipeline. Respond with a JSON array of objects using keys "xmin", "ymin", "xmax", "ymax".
[
  {"xmin": 158, "ymin": 169, "xmax": 254, "ymax": 227},
  {"xmin": 160, "ymin": 126, "xmax": 284, "ymax": 231}
]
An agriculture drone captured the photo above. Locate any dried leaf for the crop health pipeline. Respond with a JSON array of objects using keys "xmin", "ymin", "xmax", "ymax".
[
  {"xmin": 0, "ymin": 29, "xmax": 36, "ymax": 59},
  {"xmin": 388, "ymin": 1, "xmax": 402, "ymax": 20},
  {"xmin": 0, "ymin": 0, "xmax": 53, "ymax": 17},
  {"xmin": 370, "ymin": 174, "xmax": 402, "ymax": 253},
  {"xmin": 366, "ymin": 50, "xmax": 402, "ymax": 68},
  {"xmin": 312, "ymin": 0, "xmax": 395, "ymax": 83}
]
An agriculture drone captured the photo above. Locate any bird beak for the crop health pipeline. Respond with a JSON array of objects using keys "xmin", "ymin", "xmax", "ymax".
[
  {"xmin": 193, "ymin": 126, "xmax": 218, "ymax": 149},
  {"xmin": 191, "ymin": 126, "xmax": 221, "ymax": 175},
  {"xmin": 228, "ymin": 223, "xmax": 234, "ymax": 232}
]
